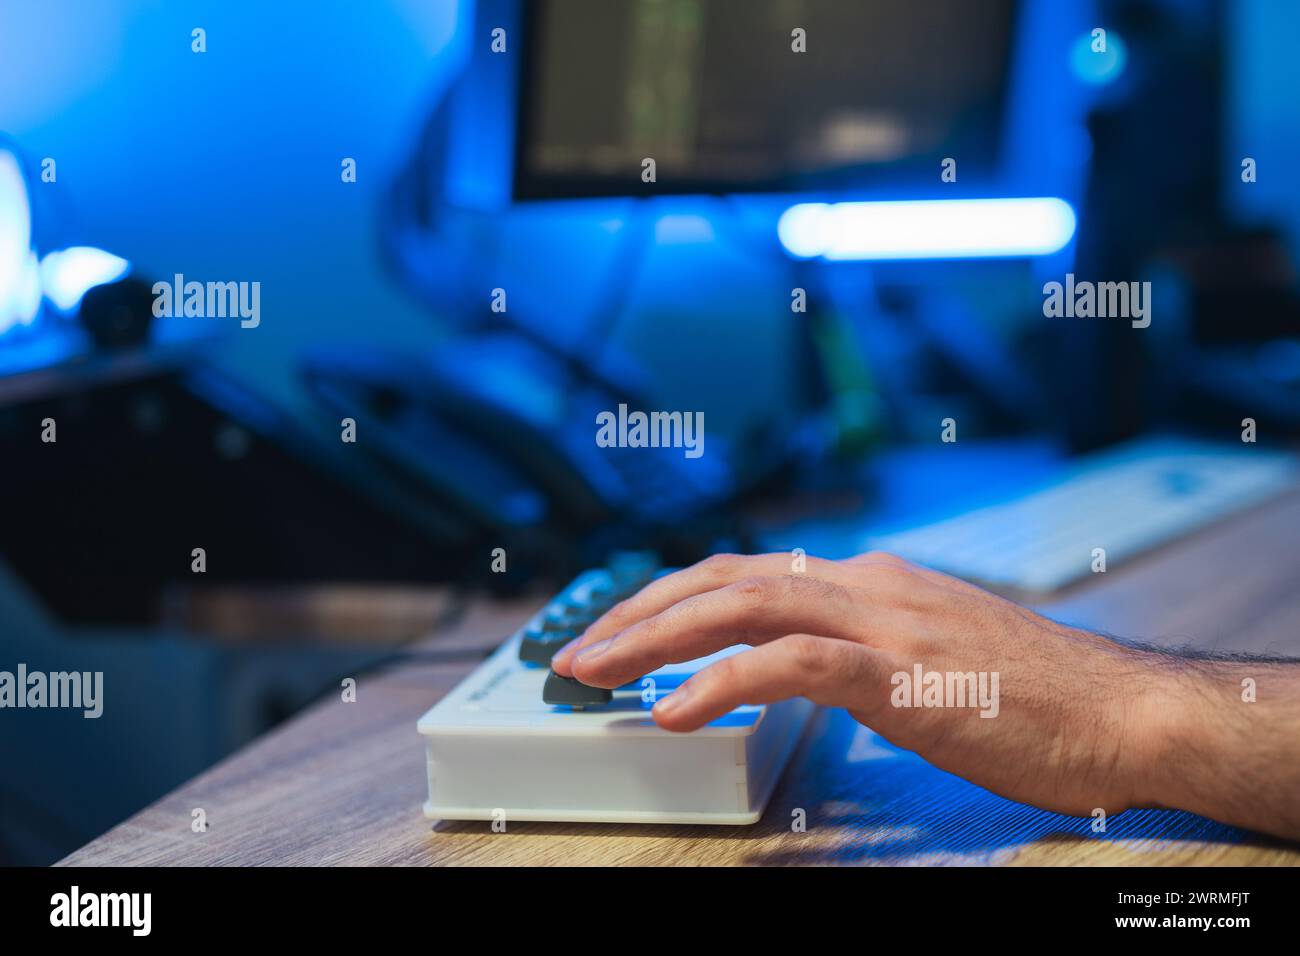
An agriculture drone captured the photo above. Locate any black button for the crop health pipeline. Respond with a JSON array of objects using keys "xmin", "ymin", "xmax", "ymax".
[
  {"xmin": 542, "ymin": 671, "xmax": 612, "ymax": 709},
  {"xmin": 518, "ymin": 626, "xmax": 576, "ymax": 666}
]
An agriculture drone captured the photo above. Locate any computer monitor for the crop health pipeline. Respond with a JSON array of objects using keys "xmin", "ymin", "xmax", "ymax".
[{"xmin": 513, "ymin": 0, "xmax": 1019, "ymax": 200}]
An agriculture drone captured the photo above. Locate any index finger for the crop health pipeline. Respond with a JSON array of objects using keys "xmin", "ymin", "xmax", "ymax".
[
  {"xmin": 550, "ymin": 551, "xmax": 892, "ymax": 676},
  {"xmin": 570, "ymin": 573, "xmax": 872, "ymax": 688}
]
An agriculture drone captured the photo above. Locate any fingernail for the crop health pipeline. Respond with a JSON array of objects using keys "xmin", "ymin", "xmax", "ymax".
[
  {"xmin": 575, "ymin": 638, "xmax": 613, "ymax": 663},
  {"xmin": 553, "ymin": 636, "xmax": 582, "ymax": 661},
  {"xmin": 655, "ymin": 683, "xmax": 691, "ymax": 713}
]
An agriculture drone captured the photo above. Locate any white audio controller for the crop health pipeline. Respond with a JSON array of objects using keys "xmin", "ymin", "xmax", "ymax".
[{"xmin": 417, "ymin": 559, "xmax": 814, "ymax": 825}]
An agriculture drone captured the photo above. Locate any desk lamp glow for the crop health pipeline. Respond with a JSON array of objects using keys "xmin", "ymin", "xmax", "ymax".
[
  {"xmin": 777, "ymin": 197, "xmax": 1077, "ymax": 261},
  {"xmin": 0, "ymin": 145, "xmax": 130, "ymax": 337},
  {"xmin": 40, "ymin": 246, "xmax": 130, "ymax": 312}
]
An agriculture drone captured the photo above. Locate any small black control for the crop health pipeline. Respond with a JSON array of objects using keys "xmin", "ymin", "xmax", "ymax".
[
  {"xmin": 518, "ymin": 623, "xmax": 577, "ymax": 666},
  {"xmin": 543, "ymin": 671, "xmax": 612, "ymax": 709}
]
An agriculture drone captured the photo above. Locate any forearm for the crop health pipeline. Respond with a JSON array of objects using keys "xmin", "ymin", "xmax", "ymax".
[{"xmin": 1141, "ymin": 658, "xmax": 1300, "ymax": 840}]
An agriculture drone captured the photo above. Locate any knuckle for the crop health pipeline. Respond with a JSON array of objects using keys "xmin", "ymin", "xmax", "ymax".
[
  {"xmin": 861, "ymin": 549, "xmax": 909, "ymax": 568},
  {"xmin": 604, "ymin": 598, "xmax": 635, "ymax": 623},
  {"xmin": 705, "ymin": 655, "xmax": 740, "ymax": 688},
  {"xmin": 699, "ymin": 552, "xmax": 743, "ymax": 578},
  {"xmin": 729, "ymin": 575, "xmax": 778, "ymax": 603},
  {"xmin": 860, "ymin": 556, "xmax": 915, "ymax": 586},
  {"xmin": 785, "ymin": 633, "xmax": 828, "ymax": 675},
  {"xmin": 632, "ymin": 609, "xmax": 665, "ymax": 639}
]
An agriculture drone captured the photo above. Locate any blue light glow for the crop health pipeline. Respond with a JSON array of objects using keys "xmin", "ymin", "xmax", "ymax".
[
  {"xmin": 39, "ymin": 246, "xmax": 131, "ymax": 312},
  {"xmin": 1071, "ymin": 30, "xmax": 1127, "ymax": 86},
  {"xmin": 777, "ymin": 197, "xmax": 1077, "ymax": 261}
]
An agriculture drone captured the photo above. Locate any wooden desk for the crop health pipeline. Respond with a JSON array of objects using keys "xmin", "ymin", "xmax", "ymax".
[{"xmin": 60, "ymin": 492, "xmax": 1300, "ymax": 866}]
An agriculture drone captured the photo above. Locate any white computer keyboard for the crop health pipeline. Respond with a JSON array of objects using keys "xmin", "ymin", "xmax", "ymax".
[
  {"xmin": 867, "ymin": 438, "xmax": 1298, "ymax": 593},
  {"xmin": 417, "ymin": 556, "xmax": 813, "ymax": 825}
]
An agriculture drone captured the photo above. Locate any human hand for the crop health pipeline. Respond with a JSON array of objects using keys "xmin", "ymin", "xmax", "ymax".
[{"xmin": 551, "ymin": 551, "xmax": 1191, "ymax": 818}]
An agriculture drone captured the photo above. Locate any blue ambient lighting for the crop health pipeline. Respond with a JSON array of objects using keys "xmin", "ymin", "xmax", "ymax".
[{"xmin": 777, "ymin": 197, "xmax": 1077, "ymax": 261}]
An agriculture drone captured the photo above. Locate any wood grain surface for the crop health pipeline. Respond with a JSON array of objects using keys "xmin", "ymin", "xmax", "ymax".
[{"xmin": 60, "ymin": 492, "xmax": 1300, "ymax": 866}]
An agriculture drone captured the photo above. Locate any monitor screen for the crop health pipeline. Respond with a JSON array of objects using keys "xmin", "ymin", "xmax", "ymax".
[{"xmin": 514, "ymin": 0, "xmax": 1019, "ymax": 199}]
